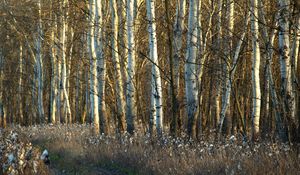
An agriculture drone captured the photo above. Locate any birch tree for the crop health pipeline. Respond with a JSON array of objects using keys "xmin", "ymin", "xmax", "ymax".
[
  {"xmin": 250, "ymin": 0, "xmax": 261, "ymax": 140},
  {"xmin": 126, "ymin": 0, "xmax": 137, "ymax": 133},
  {"xmin": 95, "ymin": 0, "xmax": 109, "ymax": 134},
  {"xmin": 50, "ymin": 2, "xmax": 57, "ymax": 124},
  {"xmin": 89, "ymin": 0, "xmax": 100, "ymax": 134},
  {"xmin": 173, "ymin": 0, "xmax": 186, "ymax": 134},
  {"xmin": 110, "ymin": 0, "xmax": 127, "ymax": 133},
  {"xmin": 214, "ymin": 0, "xmax": 223, "ymax": 128},
  {"xmin": 218, "ymin": 11, "xmax": 250, "ymax": 135},
  {"xmin": 219, "ymin": 0, "xmax": 234, "ymax": 135},
  {"xmin": 258, "ymin": 2, "xmax": 286, "ymax": 139},
  {"xmin": 147, "ymin": 0, "xmax": 164, "ymax": 136},
  {"xmin": 185, "ymin": 0, "xmax": 198, "ymax": 139},
  {"xmin": 35, "ymin": 0, "xmax": 44, "ymax": 123},
  {"xmin": 278, "ymin": 0, "xmax": 297, "ymax": 141},
  {"xmin": 60, "ymin": 0, "xmax": 72, "ymax": 123}
]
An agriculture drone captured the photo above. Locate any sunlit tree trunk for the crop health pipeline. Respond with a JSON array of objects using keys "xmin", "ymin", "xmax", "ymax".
[
  {"xmin": 291, "ymin": 13, "xmax": 300, "ymax": 136},
  {"xmin": 291, "ymin": 1, "xmax": 300, "ymax": 73},
  {"xmin": 110, "ymin": 0, "xmax": 127, "ymax": 133},
  {"xmin": 67, "ymin": 27, "xmax": 74, "ymax": 123},
  {"xmin": 147, "ymin": 0, "xmax": 164, "ymax": 136},
  {"xmin": 89, "ymin": 0, "xmax": 100, "ymax": 134},
  {"xmin": 278, "ymin": 0, "xmax": 297, "ymax": 141},
  {"xmin": 250, "ymin": 0, "xmax": 261, "ymax": 140},
  {"xmin": 185, "ymin": 0, "xmax": 198, "ymax": 139},
  {"xmin": 50, "ymin": 5, "xmax": 57, "ymax": 124},
  {"xmin": 126, "ymin": 0, "xmax": 137, "ymax": 134}
]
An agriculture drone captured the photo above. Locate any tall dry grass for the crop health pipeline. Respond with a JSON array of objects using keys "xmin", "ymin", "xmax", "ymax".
[{"xmin": 16, "ymin": 124, "xmax": 300, "ymax": 175}]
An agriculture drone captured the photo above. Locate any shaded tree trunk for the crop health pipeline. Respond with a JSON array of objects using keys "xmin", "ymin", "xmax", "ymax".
[
  {"xmin": 278, "ymin": 0, "xmax": 297, "ymax": 142},
  {"xmin": 126, "ymin": 0, "xmax": 137, "ymax": 134},
  {"xmin": 110, "ymin": 0, "xmax": 127, "ymax": 133},
  {"xmin": 185, "ymin": 0, "xmax": 199, "ymax": 139},
  {"xmin": 147, "ymin": 0, "xmax": 164, "ymax": 136}
]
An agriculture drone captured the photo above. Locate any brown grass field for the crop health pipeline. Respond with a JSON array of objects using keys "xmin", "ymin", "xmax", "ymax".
[{"xmin": 2, "ymin": 124, "xmax": 299, "ymax": 175}]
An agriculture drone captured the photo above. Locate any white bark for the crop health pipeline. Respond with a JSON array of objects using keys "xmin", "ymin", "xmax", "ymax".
[
  {"xmin": 60, "ymin": 0, "xmax": 71, "ymax": 123},
  {"xmin": 278, "ymin": 0, "xmax": 297, "ymax": 140},
  {"xmin": 110, "ymin": 0, "xmax": 127, "ymax": 133},
  {"xmin": 218, "ymin": 11, "xmax": 250, "ymax": 134},
  {"xmin": 291, "ymin": 14, "xmax": 300, "ymax": 105},
  {"xmin": 89, "ymin": 0, "xmax": 100, "ymax": 134},
  {"xmin": 251, "ymin": 0, "xmax": 261, "ymax": 139},
  {"xmin": 291, "ymin": 15, "xmax": 300, "ymax": 70},
  {"xmin": 258, "ymin": 3, "xmax": 285, "ymax": 138},
  {"xmin": 50, "ymin": 5, "xmax": 57, "ymax": 124},
  {"xmin": 126, "ymin": 0, "xmax": 137, "ymax": 133},
  {"xmin": 185, "ymin": 0, "xmax": 198, "ymax": 138},
  {"xmin": 147, "ymin": 0, "xmax": 164, "ymax": 135},
  {"xmin": 219, "ymin": 0, "xmax": 234, "ymax": 134}
]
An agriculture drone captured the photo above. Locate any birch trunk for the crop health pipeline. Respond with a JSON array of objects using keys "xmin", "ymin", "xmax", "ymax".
[
  {"xmin": 291, "ymin": 14, "xmax": 300, "ymax": 136},
  {"xmin": 291, "ymin": 8, "xmax": 300, "ymax": 76},
  {"xmin": 278, "ymin": 0, "xmax": 297, "ymax": 141},
  {"xmin": 251, "ymin": 0, "xmax": 261, "ymax": 140},
  {"xmin": 218, "ymin": 11, "xmax": 250, "ymax": 135},
  {"xmin": 95, "ymin": 0, "xmax": 109, "ymax": 134},
  {"xmin": 18, "ymin": 44, "xmax": 24, "ymax": 125},
  {"xmin": 258, "ymin": 3, "xmax": 285, "ymax": 139},
  {"xmin": 185, "ymin": 0, "xmax": 198, "ymax": 139},
  {"xmin": 214, "ymin": 0, "xmax": 223, "ymax": 128},
  {"xmin": 36, "ymin": 0, "xmax": 44, "ymax": 124},
  {"xmin": 110, "ymin": 0, "xmax": 127, "ymax": 133},
  {"xmin": 219, "ymin": 0, "xmax": 234, "ymax": 135},
  {"xmin": 126, "ymin": 0, "xmax": 137, "ymax": 133},
  {"xmin": 173, "ymin": 0, "xmax": 185, "ymax": 134},
  {"xmin": 60, "ymin": 0, "xmax": 71, "ymax": 123},
  {"xmin": 67, "ymin": 27, "xmax": 74, "ymax": 123},
  {"xmin": 50, "ymin": 6, "xmax": 57, "ymax": 124},
  {"xmin": 147, "ymin": 0, "xmax": 164, "ymax": 136},
  {"xmin": 118, "ymin": 0, "xmax": 128, "ymax": 96},
  {"xmin": 89, "ymin": 0, "xmax": 100, "ymax": 134}
]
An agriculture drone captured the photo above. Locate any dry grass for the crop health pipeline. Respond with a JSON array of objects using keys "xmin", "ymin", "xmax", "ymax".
[{"xmin": 15, "ymin": 124, "xmax": 300, "ymax": 175}]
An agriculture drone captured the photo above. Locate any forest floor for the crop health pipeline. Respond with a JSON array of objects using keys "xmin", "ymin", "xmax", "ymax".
[{"xmin": 2, "ymin": 124, "xmax": 300, "ymax": 175}]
